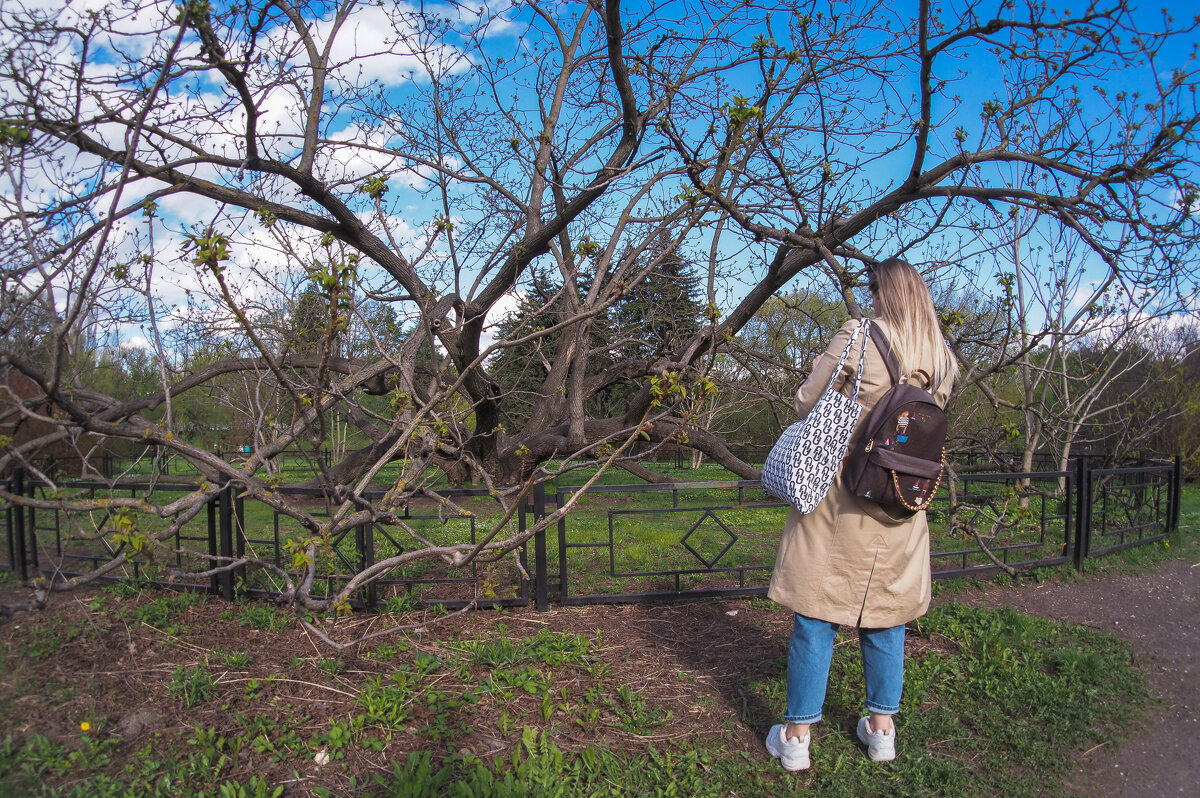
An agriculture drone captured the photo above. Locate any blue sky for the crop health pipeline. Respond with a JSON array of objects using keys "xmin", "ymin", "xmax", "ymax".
[{"xmin": 4, "ymin": 0, "xmax": 1197, "ymax": 356}]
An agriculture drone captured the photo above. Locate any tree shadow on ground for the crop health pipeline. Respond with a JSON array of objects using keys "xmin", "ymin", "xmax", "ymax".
[
  {"xmin": 613, "ymin": 599, "xmax": 875, "ymax": 750},
  {"xmin": 616, "ymin": 600, "xmax": 790, "ymax": 737}
]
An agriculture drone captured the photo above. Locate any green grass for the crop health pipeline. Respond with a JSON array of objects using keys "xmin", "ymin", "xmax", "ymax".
[
  {"xmin": 17, "ymin": 610, "xmax": 95, "ymax": 659},
  {"xmin": 735, "ymin": 602, "xmax": 1147, "ymax": 797},
  {"xmin": 6, "ymin": 479, "xmax": 1191, "ymax": 797},
  {"xmin": 369, "ymin": 730, "xmax": 785, "ymax": 797},
  {"xmin": 0, "ymin": 601, "xmax": 1147, "ymax": 796}
]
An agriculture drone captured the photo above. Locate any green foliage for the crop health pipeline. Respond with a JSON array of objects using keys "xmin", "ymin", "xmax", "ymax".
[
  {"xmin": 357, "ymin": 672, "xmax": 421, "ymax": 727},
  {"xmin": 4, "ymin": 488, "xmax": 1189, "ymax": 797},
  {"xmin": 235, "ymin": 604, "xmax": 291, "ymax": 633},
  {"xmin": 0, "ymin": 285, "xmax": 63, "ymax": 371},
  {"xmin": 371, "ymin": 726, "xmax": 778, "ymax": 797},
  {"xmin": 135, "ymin": 591, "xmax": 208, "ymax": 632},
  {"xmin": 385, "ymin": 590, "xmax": 421, "ymax": 614},
  {"xmin": 728, "ymin": 289, "xmax": 848, "ymax": 445},
  {"xmin": 419, "ymin": 686, "xmax": 480, "ymax": 742},
  {"xmin": 374, "ymin": 751, "xmax": 455, "ymax": 797},
  {"xmin": 235, "ymin": 712, "xmax": 308, "ymax": 763},
  {"xmin": 311, "ymin": 717, "xmax": 359, "ymax": 758},
  {"xmin": 217, "ymin": 775, "xmax": 284, "ymax": 798},
  {"xmin": 456, "ymin": 627, "xmax": 594, "ymax": 668},
  {"xmin": 612, "ymin": 232, "xmax": 704, "ymax": 362},
  {"xmin": 366, "ymin": 639, "xmax": 413, "ymax": 662},
  {"xmin": 0, "ymin": 733, "xmax": 70, "ymax": 786},
  {"xmin": 486, "ymin": 665, "xmax": 552, "ymax": 700},
  {"xmin": 488, "ymin": 238, "xmax": 704, "ymax": 434},
  {"xmin": 316, "ymin": 657, "xmax": 344, "ymax": 677},
  {"xmin": 910, "ymin": 602, "xmax": 1145, "ymax": 777},
  {"xmin": 0, "ymin": 121, "xmax": 32, "ymax": 145},
  {"xmin": 0, "ymin": 596, "xmax": 1158, "ymax": 798},
  {"xmin": 287, "ymin": 289, "xmax": 332, "ymax": 354},
  {"xmin": 183, "ymin": 228, "xmax": 232, "ymax": 274},
  {"xmin": 748, "ymin": 595, "xmax": 779, "ymax": 612},
  {"xmin": 103, "ymin": 576, "xmax": 154, "ymax": 599},
  {"xmin": 168, "ymin": 664, "xmax": 217, "ymax": 707},
  {"xmin": 607, "ymin": 684, "xmax": 672, "ymax": 735},
  {"xmin": 18, "ymin": 612, "xmax": 92, "ymax": 659},
  {"xmin": 358, "ymin": 174, "xmax": 389, "ymax": 200},
  {"xmin": 215, "ymin": 650, "xmax": 252, "ymax": 668},
  {"xmin": 724, "ymin": 95, "xmax": 763, "ymax": 127}
]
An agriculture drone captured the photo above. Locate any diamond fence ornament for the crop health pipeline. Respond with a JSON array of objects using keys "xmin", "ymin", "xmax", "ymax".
[{"xmin": 680, "ymin": 510, "xmax": 738, "ymax": 569}]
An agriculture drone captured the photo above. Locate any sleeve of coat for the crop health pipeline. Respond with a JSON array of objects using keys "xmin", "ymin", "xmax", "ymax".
[
  {"xmin": 793, "ymin": 319, "xmax": 861, "ymax": 417},
  {"xmin": 932, "ymin": 373, "xmax": 955, "ymax": 409}
]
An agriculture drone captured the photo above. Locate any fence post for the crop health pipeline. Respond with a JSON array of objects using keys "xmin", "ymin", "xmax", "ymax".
[
  {"xmin": 26, "ymin": 472, "xmax": 39, "ymax": 574},
  {"xmin": 234, "ymin": 493, "xmax": 247, "ymax": 591},
  {"xmin": 533, "ymin": 482, "xmax": 547, "ymax": 612},
  {"xmin": 12, "ymin": 467, "xmax": 27, "ymax": 582},
  {"xmin": 557, "ymin": 488, "xmax": 570, "ymax": 604},
  {"xmin": 207, "ymin": 494, "xmax": 218, "ymax": 595},
  {"xmin": 357, "ymin": 522, "xmax": 377, "ymax": 610},
  {"xmin": 1171, "ymin": 455, "xmax": 1182, "ymax": 534},
  {"xmin": 1073, "ymin": 456, "xmax": 1091, "ymax": 573},
  {"xmin": 3, "ymin": 478, "xmax": 9, "ymax": 575},
  {"xmin": 217, "ymin": 484, "xmax": 235, "ymax": 600}
]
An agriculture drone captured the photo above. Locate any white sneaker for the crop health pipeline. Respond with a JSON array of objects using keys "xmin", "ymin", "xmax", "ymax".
[
  {"xmin": 856, "ymin": 717, "xmax": 896, "ymax": 761},
  {"xmin": 765, "ymin": 724, "xmax": 811, "ymax": 771}
]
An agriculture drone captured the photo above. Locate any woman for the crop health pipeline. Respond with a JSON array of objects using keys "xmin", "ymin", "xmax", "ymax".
[{"xmin": 764, "ymin": 258, "xmax": 957, "ymax": 772}]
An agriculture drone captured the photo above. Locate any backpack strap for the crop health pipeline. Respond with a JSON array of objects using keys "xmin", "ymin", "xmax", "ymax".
[{"xmin": 868, "ymin": 323, "xmax": 901, "ymax": 386}]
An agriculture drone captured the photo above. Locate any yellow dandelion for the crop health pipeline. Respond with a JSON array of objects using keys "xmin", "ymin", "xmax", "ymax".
[{"xmin": 80, "ymin": 721, "xmax": 91, "ymax": 732}]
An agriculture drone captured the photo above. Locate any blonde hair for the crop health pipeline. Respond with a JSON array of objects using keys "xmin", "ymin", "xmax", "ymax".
[{"xmin": 870, "ymin": 258, "xmax": 958, "ymax": 389}]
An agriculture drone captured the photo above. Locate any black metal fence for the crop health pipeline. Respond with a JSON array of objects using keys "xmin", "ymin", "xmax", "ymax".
[
  {"xmin": 1, "ymin": 457, "xmax": 1183, "ymax": 611},
  {"xmin": 25, "ymin": 448, "xmax": 337, "ymax": 481}
]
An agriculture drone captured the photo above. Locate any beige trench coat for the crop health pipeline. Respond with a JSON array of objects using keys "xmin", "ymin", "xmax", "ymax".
[{"xmin": 766, "ymin": 318, "xmax": 953, "ymax": 628}]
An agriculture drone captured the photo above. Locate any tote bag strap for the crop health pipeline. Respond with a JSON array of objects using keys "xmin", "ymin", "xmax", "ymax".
[{"xmin": 819, "ymin": 319, "xmax": 870, "ymax": 403}]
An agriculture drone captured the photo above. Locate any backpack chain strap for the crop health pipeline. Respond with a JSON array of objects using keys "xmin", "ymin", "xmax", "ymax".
[{"xmin": 890, "ymin": 447, "xmax": 946, "ymax": 512}]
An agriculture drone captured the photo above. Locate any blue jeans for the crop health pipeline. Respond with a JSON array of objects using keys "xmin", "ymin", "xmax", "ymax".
[{"xmin": 783, "ymin": 613, "xmax": 905, "ymax": 724}]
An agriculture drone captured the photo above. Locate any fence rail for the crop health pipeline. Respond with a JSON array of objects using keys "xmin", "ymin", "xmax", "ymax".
[
  {"xmin": 1, "ymin": 457, "xmax": 1183, "ymax": 611},
  {"xmin": 30, "ymin": 447, "xmax": 1134, "ymax": 480}
]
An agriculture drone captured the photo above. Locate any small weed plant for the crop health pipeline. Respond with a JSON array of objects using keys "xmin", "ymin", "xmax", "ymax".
[
  {"xmin": 235, "ymin": 604, "xmax": 291, "ymax": 633},
  {"xmin": 168, "ymin": 664, "xmax": 217, "ymax": 707}
]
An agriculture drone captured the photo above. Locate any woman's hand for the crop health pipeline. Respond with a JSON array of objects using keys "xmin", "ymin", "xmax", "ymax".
[{"xmin": 812, "ymin": 353, "xmax": 826, "ymax": 371}]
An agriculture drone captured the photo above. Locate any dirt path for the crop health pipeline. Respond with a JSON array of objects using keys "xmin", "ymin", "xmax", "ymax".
[{"xmin": 955, "ymin": 558, "xmax": 1199, "ymax": 797}]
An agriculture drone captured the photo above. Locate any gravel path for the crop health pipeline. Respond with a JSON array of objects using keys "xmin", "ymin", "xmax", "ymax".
[{"xmin": 958, "ymin": 558, "xmax": 1199, "ymax": 797}]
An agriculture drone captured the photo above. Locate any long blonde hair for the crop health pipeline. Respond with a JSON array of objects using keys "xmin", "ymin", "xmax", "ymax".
[{"xmin": 870, "ymin": 258, "xmax": 958, "ymax": 389}]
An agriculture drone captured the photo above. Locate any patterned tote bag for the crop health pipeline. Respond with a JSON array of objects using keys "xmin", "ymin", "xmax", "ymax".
[{"xmin": 761, "ymin": 319, "xmax": 870, "ymax": 514}]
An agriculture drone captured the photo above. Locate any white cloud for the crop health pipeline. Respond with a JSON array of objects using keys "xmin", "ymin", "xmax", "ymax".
[
  {"xmin": 120, "ymin": 334, "xmax": 153, "ymax": 351},
  {"xmin": 246, "ymin": 2, "xmax": 476, "ymax": 94},
  {"xmin": 315, "ymin": 123, "xmax": 403, "ymax": 186},
  {"xmin": 1169, "ymin": 185, "xmax": 1197, "ymax": 217},
  {"xmin": 50, "ymin": 0, "xmax": 174, "ymax": 59},
  {"xmin": 480, "ymin": 289, "xmax": 525, "ymax": 353},
  {"xmin": 314, "ymin": 4, "xmax": 474, "ymax": 86}
]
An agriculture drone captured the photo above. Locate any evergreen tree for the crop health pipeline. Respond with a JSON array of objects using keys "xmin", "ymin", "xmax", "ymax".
[
  {"xmin": 613, "ymin": 232, "xmax": 704, "ymax": 361},
  {"xmin": 488, "ymin": 267, "xmax": 571, "ymax": 430}
]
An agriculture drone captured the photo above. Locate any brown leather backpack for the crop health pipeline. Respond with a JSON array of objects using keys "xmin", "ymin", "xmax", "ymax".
[{"xmin": 844, "ymin": 325, "xmax": 947, "ymax": 517}]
